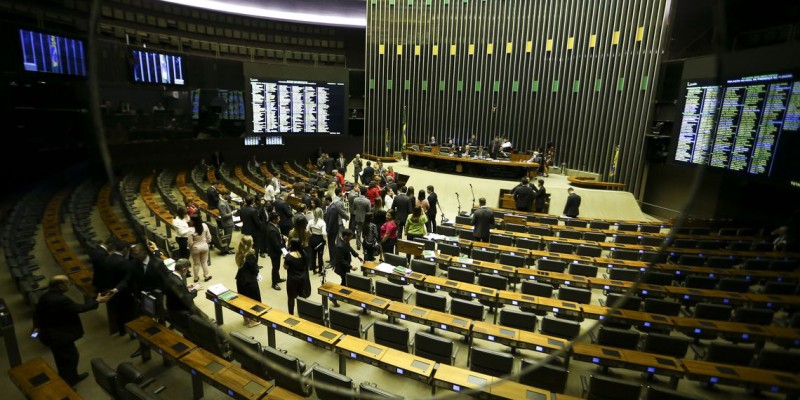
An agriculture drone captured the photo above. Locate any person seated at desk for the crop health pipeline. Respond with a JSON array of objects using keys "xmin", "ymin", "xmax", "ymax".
[
  {"xmin": 152, "ymin": 102, "xmax": 166, "ymax": 112},
  {"xmin": 473, "ymin": 146, "xmax": 488, "ymax": 159},
  {"xmin": 467, "ymin": 134, "xmax": 479, "ymax": 147},
  {"xmin": 526, "ymin": 151, "xmax": 543, "ymax": 164},
  {"xmin": 428, "ymin": 136, "xmax": 437, "ymax": 146},
  {"xmin": 499, "ymin": 137, "xmax": 513, "ymax": 158}
]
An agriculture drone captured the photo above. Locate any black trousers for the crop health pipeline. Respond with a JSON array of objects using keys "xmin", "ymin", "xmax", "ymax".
[
  {"xmin": 309, "ymin": 234, "xmax": 325, "ymax": 272},
  {"xmin": 426, "ymin": 214, "xmax": 437, "ymax": 234},
  {"xmin": 50, "ymin": 341, "xmax": 80, "ymax": 383},
  {"xmin": 176, "ymin": 236, "xmax": 190, "ymax": 258},
  {"xmin": 269, "ymin": 254, "xmax": 282, "ymax": 285}
]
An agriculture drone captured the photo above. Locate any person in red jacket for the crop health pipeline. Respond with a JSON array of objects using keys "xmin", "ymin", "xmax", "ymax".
[{"xmin": 365, "ymin": 181, "xmax": 381, "ymax": 206}]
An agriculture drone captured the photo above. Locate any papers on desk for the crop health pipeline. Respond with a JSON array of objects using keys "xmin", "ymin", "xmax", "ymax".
[
  {"xmin": 425, "ymin": 233, "xmax": 445, "ymax": 240},
  {"xmin": 207, "ymin": 283, "xmax": 230, "ymax": 296},
  {"xmin": 457, "ymin": 256, "xmax": 474, "ymax": 263},
  {"xmin": 376, "ymin": 262, "xmax": 411, "ymax": 276},
  {"xmin": 423, "ymin": 250, "xmax": 436, "ymax": 259}
]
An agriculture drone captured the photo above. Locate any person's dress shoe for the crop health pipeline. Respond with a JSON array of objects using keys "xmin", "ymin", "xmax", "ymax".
[
  {"xmin": 272, "ymin": 284, "xmax": 281, "ymax": 290},
  {"xmin": 69, "ymin": 372, "xmax": 89, "ymax": 386},
  {"xmin": 276, "ymin": 278, "xmax": 286, "ymax": 284},
  {"xmin": 186, "ymin": 271, "xmax": 192, "ymax": 277},
  {"xmin": 130, "ymin": 348, "xmax": 142, "ymax": 358},
  {"xmin": 193, "ymin": 277, "xmax": 199, "ymax": 283},
  {"xmin": 204, "ymin": 276, "xmax": 213, "ymax": 282}
]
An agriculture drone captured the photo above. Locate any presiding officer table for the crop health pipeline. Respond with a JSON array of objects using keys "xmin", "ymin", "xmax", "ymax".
[{"xmin": 404, "ymin": 149, "xmax": 539, "ymax": 179}]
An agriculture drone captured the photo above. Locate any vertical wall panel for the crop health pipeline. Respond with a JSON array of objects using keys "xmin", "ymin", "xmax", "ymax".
[{"xmin": 365, "ymin": 0, "xmax": 669, "ymax": 195}]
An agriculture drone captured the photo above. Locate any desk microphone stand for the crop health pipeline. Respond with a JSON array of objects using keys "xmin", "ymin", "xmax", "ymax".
[{"xmin": 455, "ymin": 193, "xmax": 462, "ymax": 217}]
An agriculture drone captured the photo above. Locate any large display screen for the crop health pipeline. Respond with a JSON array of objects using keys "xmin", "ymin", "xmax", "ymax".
[
  {"xmin": 191, "ymin": 89, "xmax": 245, "ymax": 120},
  {"xmin": 19, "ymin": 29, "xmax": 86, "ymax": 76},
  {"xmin": 131, "ymin": 50, "xmax": 184, "ymax": 85},
  {"xmin": 249, "ymin": 78, "xmax": 346, "ymax": 135},
  {"xmin": 674, "ymin": 72, "xmax": 800, "ymax": 182}
]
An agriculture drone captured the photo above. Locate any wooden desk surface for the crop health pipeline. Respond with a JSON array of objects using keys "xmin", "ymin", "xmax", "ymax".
[
  {"xmin": 404, "ymin": 150, "xmax": 539, "ymax": 168},
  {"xmin": 335, "ymin": 335, "xmax": 388, "ymax": 363},
  {"xmin": 433, "ymin": 364, "xmax": 555, "ymax": 399},
  {"xmin": 380, "ymin": 348, "xmax": 436, "ymax": 381},
  {"xmin": 580, "ymin": 304, "xmax": 675, "ymax": 329},
  {"xmin": 681, "ymin": 359, "xmax": 800, "ymax": 391},
  {"xmin": 471, "ymin": 320, "xmax": 519, "ymax": 344},
  {"xmin": 179, "ymin": 347, "xmax": 272, "ymax": 400},
  {"xmin": 264, "ymin": 386, "xmax": 306, "ymax": 399},
  {"xmin": 361, "ymin": 262, "xmax": 427, "ymax": 285},
  {"xmin": 126, "ymin": 316, "xmax": 197, "ymax": 360},
  {"xmin": 228, "ymin": 295, "xmax": 272, "ymax": 318},
  {"xmin": 385, "ymin": 301, "xmax": 432, "ymax": 323},
  {"xmin": 318, "ymin": 282, "xmax": 392, "ymax": 312},
  {"xmin": 9, "ymin": 357, "xmax": 82, "ymax": 400}
]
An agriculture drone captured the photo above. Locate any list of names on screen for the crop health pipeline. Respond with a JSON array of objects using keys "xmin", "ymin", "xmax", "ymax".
[{"xmin": 250, "ymin": 78, "xmax": 345, "ymax": 134}]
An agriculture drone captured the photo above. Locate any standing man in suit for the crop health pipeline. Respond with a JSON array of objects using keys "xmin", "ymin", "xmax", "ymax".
[
  {"xmin": 511, "ymin": 177, "xmax": 535, "ymax": 212},
  {"xmin": 273, "ymin": 192, "xmax": 294, "ymax": 236},
  {"xmin": 163, "ymin": 258, "xmax": 197, "ymax": 334},
  {"xmin": 92, "ymin": 238, "xmax": 134, "ymax": 336},
  {"xmin": 324, "ymin": 189, "xmax": 350, "ymax": 263},
  {"xmin": 361, "ymin": 161, "xmax": 375, "ymax": 186},
  {"xmin": 563, "ymin": 188, "xmax": 581, "ymax": 218},
  {"xmin": 352, "ymin": 154, "xmax": 363, "ymax": 184},
  {"xmin": 533, "ymin": 179, "xmax": 547, "ymax": 213},
  {"xmin": 391, "ymin": 186, "xmax": 413, "ymax": 240},
  {"xmin": 425, "ymin": 185, "xmax": 438, "ymax": 233},
  {"xmin": 336, "ymin": 152, "xmax": 348, "ymax": 171},
  {"xmin": 332, "ymin": 229, "xmax": 362, "ymax": 307},
  {"xmin": 322, "ymin": 153, "xmax": 336, "ymax": 175},
  {"xmin": 264, "ymin": 212, "xmax": 287, "ymax": 290},
  {"xmin": 33, "ymin": 275, "xmax": 112, "ymax": 386},
  {"xmin": 216, "ymin": 192, "xmax": 235, "ymax": 254},
  {"xmin": 206, "ymin": 184, "xmax": 220, "ymax": 210},
  {"xmin": 237, "ymin": 195, "xmax": 264, "ymax": 257},
  {"xmin": 471, "ymin": 198, "xmax": 494, "ymax": 242},
  {"xmin": 351, "ymin": 186, "xmax": 372, "ymax": 251}
]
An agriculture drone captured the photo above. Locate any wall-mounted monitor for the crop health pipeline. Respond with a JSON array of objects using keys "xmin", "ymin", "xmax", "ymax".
[
  {"xmin": 131, "ymin": 49, "xmax": 184, "ymax": 85},
  {"xmin": 249, "ymin": 78, "xmax": 346, "ymax": 135},
  {"xmin": 191, "ymin": 89, "xmax": 245, "ymax": 120},
  {"xmin": 673, "ymin": 72, "xmax": 800, "ymax": 184},
  {"xmin": 19, "ymin": 29, "xmax": 86, "ymax": 76}
]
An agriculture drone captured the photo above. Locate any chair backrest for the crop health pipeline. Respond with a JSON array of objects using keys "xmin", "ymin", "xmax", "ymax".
[
  {"xmin": 587, "ymin": 374, "xmax": 642, "ymax": 400},
  {"xmin": 520, "ymin": 359, "xmax": 569, "ymax": 393},
  {"xmin": 413, "ymin": 331, "xmax": 456, "ymax": 365},
  {"xmin": 498, "ymin": 309, "xmax": 537, "ymax": 331},
  {"xmin": 345, "ymin": 273, "xmax": 373, "ymax": 294},
  {"xmin": 639, "ymin": 225, "xmax": 662, "ymax": 234},
  {"xmin": 641, "ymin": 333, "xmax": 690, "ymax": 358},
  {"xmin": 589, "ymin": 221, "xmax": 611, "ymax": 230},
  {"xmin": 605, "ymin": 293, "xmax": 642, "ymax": 311},
  {"xmin": 732, "ymin": 307, "xmax": 774, "ymax": 326},
  {"xmin": 329, "ymin": 308, "xmax": 363, "ymax": 338},
  {"xmin": 608, "ymin": 268, "xmax": 640, "ymax": 282},
  {"xmin": 611, "ymin": 249, "xmax": 640, "ymax": 261},
  {"xmin": 469, "ymin": 346, "xmax": 514, "ymax": 378},
  {"xmin": 559, "ymin": 229, "xmax": 583, "ymax": 240},
  {"xmin": 410, "ymin": 259, "xmax": 436, "ymax": 276},
  {"xmin": 499, "ymin": 253, "xmax": 525, "ymax": 267},
  {"xmin": 413, "ymin": 237, "xmax": 436, "ymax": 251},
  {"xmin": 358, "ymin": 382, "xmax": 405, "ymax": 399},
  {"xmin": 565, "ymin": 219, "xmax": 588, "ymax": 228},
  {"xmin": 613, "ymin": 234, "xmax": 641, "ymax": 245},
  {"xmin": 436, "ymin": 225, "xmax": 456, "ymax": 236},
  {"xmin": 383, "ymin": 252, "xmax": 408, "ymax": 268},
  {"xmin": 296, "ymin": 297, "xmax": 326, "ymax": 326},
  {"xmin": 558, "ymin": 286, "xmax": 592, "ymax": 304},
  {"xmin": 91, "ymin": 357, "xmax": 118, "ymax": 398},
  {"xmin": 447, "ymin": 266, "xmax": 475, "ymax": 284},
  {"xmin": 684, "ymin": 275, "xmax": 717, "ymax": 289},
  {"xmin": 596, "ymin": 326, "xmax": 640, "ymax": 350},
  {"xmin": 616, "ymin": 223, "xmax": 639, "ymax": 232},
  {"xmin": 261, "ymin": 345, "xmax": 310, "ymax": 396},
  {"xmin": 676, "ymin": 254, "xmax": 706, "ymax": 266},
  {"xmin": 414, "ymin": 291, "xmax": 446, "ymax": 312},
  {"xmin": 455, "ymin": 214, "xmax": 472, "ymax": 225},
  {"xmin": 705, "ymin": 342, "xmax": 755, "ymax": 366},
  {"xmin": 373, "ymin": 321, "xmax": 409, "ymax": 352},
  {"xmin": 640, "ymin": 251, "xmax": 669, "ymax": 264},
  {"xmin": 521, "ymin": 280, "xmax": 554, "ymax": 298},
  {"xmin": 643, "ymin": 298, "xmax": 682, "ymax": 316},
  {"xmin": 693, "ymin": 303, "xmax": 732, "ymax": 321},
  {"xmin": 516, "ymin": 237, "xmax": 542, "ymax": 250},
  {"xmin": 764, "ymin": 281, "xmax": 798, "ymax": 295},
  {"xmin": 312, "ymin": 365, "xmax": 355, "ymax": 400},
  {"xmin": 755, "ymin": 348, "xmax": 800, "ymax": 373},
  {"xmin": 743, "ymin": 259, "xmax": 771, "ymax": 270},
  {"xmin": 490, "ymin": 234, "xmax": 515, "ymax": 246},
  {"xmin": 188, "ymin": 314, "xmax": 231, "ymax": 360},
  {"xmin": 540, "ymin": 316, "xmax": 581, "ymax": 340},
  {"xmin": 529, "ymin": 226, "xmax": 552, "ymax": 236},
  {"xmin": 477, "ymin": 273, "xmax": 508, "ymax": 291},
  {"xmin": 505, "ymin": 223, "xmax": 528, "ymax": 233},
  {"xmin": 375, "ymin": 280, "xmax": 406, "ymax": 302},
  {"xmin": 641, "ymin": 236, "xmax": 665, "ymax": 247},
  {"xmin": 673, "ymin": 239, "xmax": 698, "ymax": 249},
  {"xmin": 641, "ymin": 271, "xmax": 673, "ymax": 286},
  {"xmin": 770, "ymin": 260, "xmax": 798, "ymax": 272},
  {"xmin": 697, "ymin": 240, "xmax": 722, "ymax": 250},
  {"xmin": 450, "ymin": 298, "xmax": 484, "ymax": 321},
  {"xmin": 575, "ymin": 245, "xmax": 602, "ymax": 257},
  {"xmin": 438, "ymin": 242, "xmax": 461, "ymax": 256},
  {"xmin": 548, "ymin": 242, "xmax": 575, "ymax": 254},
  {"xmin": 456, "ymin": 228, "xmax": 474, "ymax": 240},
  {"xmin": 538, "ymin": 258, "xmax": 567, "ymax": 273},
  {"xmin": 644, "ymin": 384, "xmax": 703, "ymax": 400},
  {"xmin": 583, "ymin": 232, "xmax": 608, "ymax": 242},
  {"xmin": 569, "ymin": 263, "xmax": 598, "ymax": 278},
  {"xmin": 471, "ymin": 248, "xmax": 498, "ymax": 262},
  {"xmin": 229, "ymin": 331, "xmax": 269, "ymax": 379}
]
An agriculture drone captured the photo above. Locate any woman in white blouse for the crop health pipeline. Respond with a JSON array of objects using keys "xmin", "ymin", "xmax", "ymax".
[{"xmin": 306, "ymin": 207, "xmax": 327, "ymax": 274}]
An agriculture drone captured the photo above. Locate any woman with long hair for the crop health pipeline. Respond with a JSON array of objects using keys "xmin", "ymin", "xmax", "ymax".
[
  {"xmin": 380, "ymin": 209, "xmax": 398, "ymax": 255},
  {"xmin": 234, "ymin": 235, "xmax": 262, "ymax": 327},
  {"xmin": 416, "ymin": 189, "xmax": 430, "ymax": 215},
  {"xmin": 362, "ymin": 212, "xmax": 379, "ymax": 262},
  {"xmin": 404, "ymin": 205, "xmax": 428, "ymax": 242},
  {"xmin": 288, "ymin": 212, "xmax": 311, "ymax": 270},
  {"xmin": 187, "ymin": 214, "xmax": 212, "ymax": 282},
  {"xmin": 307, "ymin": 207, "xmax": 327, "ymax": 274},
  {"xmin": 283, "ymin": 238, "xmax": 308, "ymax": 315}
]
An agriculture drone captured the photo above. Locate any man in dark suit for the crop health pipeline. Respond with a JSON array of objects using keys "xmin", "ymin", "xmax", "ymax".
[
  {"xmin": 511, "ymin": 177, "xmax": 535, "ymax": 212},
  {"xmin": 322, "ymin": 154, "xmax": 335, "ymax": 175},
  {"xmin": 116, "ymin": 243, "xmax": 166, "ymax": 297},
  {"xmin": 264, "ymin": 212, "xmax": 287, "ymax": 290},
  {"xmin": 92, "ymin": 238, "xmax": 134, "ymax": 336},
  {"xmin": 34, "ymin": 275, "xmax": 112, "ymax": 386},
  {"xmin": 336, "ymin": 152, "xmax": 347, "ymax": 171},
  {"xmin": 563, "ymin": 188, "xmax": 581, "ymax": 218},
  {"xmin": 273, "ymin": 192, "xmax": 294, "ymax": 236},
  {"xmin": 163, "ymin": 258, "xmax": 197, "ymax": 334},
  {"xmin": 332, "ymin": 229, "xmax": 362, "ymax": 307},
  {"xmin": 471, "ymin": 197, "xmax": 494, "ymax": 242},
  {"xmin": 206, "ymin": 184, "xmax": 220, "ymax": 210},
  {"xmin": 324, "ymin": 189, "xmax": 349, "ymax": 263},
  {"xmin": 361, "ymin": 161, "xmax": 375, "ymax": 186},
  {"xmin": 216, "ymin": 191, "xmax": 235, "ymax": 254},
  {"xmin": 534, "ymin": 179, "xmax": 548, "ymax": 213},
  {"xmin": 237, "ymin": 195, "xmax": 264, "ymax": 257},
  {"xmin": 425, "ymin": 185, "xmax": 438, "ymax": 233},
  {"xmin": 391, "ymin": 186, "xmax": 413, "ymax": 239}
]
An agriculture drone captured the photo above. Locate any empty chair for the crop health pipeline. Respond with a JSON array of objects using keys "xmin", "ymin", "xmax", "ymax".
[
  {"xmin": 684, "ymin": 275, "xmax": 717, "ymax": 290},
  {"xmin": 642, "ymin": 271, "xmax": 674, "ymax": 286},
  {"xmin": 737, "ymin": 227, "xmax": 759, "ymax": 236},
  {"xmin": 312, "ymin": 364, "xmax": 355, "ymax": 400},
  {"xmin": 499, "ymin": 253, "xmax": 525, "ymax": 267},
  {"xmin": 640, "ymin": 225, "xmax": 662, "ymax": 234},
  {"xmin": 436, "ymin": 225, "xmax": 456, "ymax": 236},
  {"xmin": 505, "ymin": 223, "xmax": 528, "ymax": 233},
  {"xmin": 595, "ymin": 326, "xmax": 640, "ymax": 350},
  {"xmin": 538, "ymin": 258, "xmax": 567, "ymax": 273},
  {"xmin": 693, "ymin": 302, "xmax": 732, "ymax": 321},
  {"xmin": 296, "ymin": 297, "xmax": 327, "ymax": 326},
  {"xmin": 644, "ymin": 385, "xmax": 703, "ymax": 400},
  {"xmin": 641, "ymin": 333, "xmax": 690, "ymax": 358},
  {"xmin": 731, "ymin": 307, "xmax": 774, "ymax": 325},
  {"xmin": 590, "ymin": 221, "xmax": 611, "ymax": 230},
  {"xmin": 498, "ymin": 308, "xmax": 538, "ymax": 332},
  {"xmin": 751, "ymin": 241, "xmax": 774, "ymax": 251},
  {"xmin": 477, "ymin": 273, "xmax": 508, "ymax": 312},
  {"xmin": 743, "ymin": 259, "xmax": 771, "ymax": 271},
  {"xmin": 490, "ymin": 234, "xmax": 514, "ymax": 246},
  {"xmin": 641, "ymin": 236, "xmax": 665, "ymax": 246},
  {"xmin": 696, "ymin": 240, "xmax": 723, "ymax": 250},
  {"xmin": 690, "ymin": 227, "xmax": 711, "ymax": 236},
  {"xmin": 528, "ymin": 226, "xmax": 552, "ymax": 237},
  {"xmin": 581, "ymin": 374, "xmax": 642, "ymax": 400},
  {"xmin": 437, "ymin": 242, "xmax": 461, "ymax": 257},
  {"xmin": 358, "ymin": 382, "xmax": 405, "ymax": 399},
  {"xmin": 91, "ymin": 357, "xmax": 120, "ymax": 399},
  {"xmin": 770, "ymin": 260, "xmax": 798, "ymax": 272},
  {"xmin": 608, "ymin": 268, "xmax": 641, "ymax": 282},
  {"xmin": 383, "ymin": 252, "xmax": 408, "ymax": 268},
  {"xmin": 673, "ymin": 239, "xmax": 698, "ymax": 248},
  {"xmin": 375, "ymin": 280, "xmax": 412, "ymax": 303},
  {"xmin": 569, "ymin": 263, "xmax": 598, "ymax": 278},
  {"xmin": 641, "ymin": 251, "xmax": 669, "ymax": 264},
  {"xmin": 643, "ymin": 298, "xmax": 682, "ymax": 316},
  {"xmin": 446, "ymin": 267, "xmax": 476, "ymax": 300},
  {"xmin": 516, "ymin": 237, "xmax": 542, "ymax": 250},
  {"xmin": 413, "ymin": 237, "xmax": 436, "ymax": 251},
  {"xmin": 702, "ymin": 342, "xmax": 755, "ymax": 366},
  {"xmin": 565, "ymin": 219, "xmax": 588, "ymax": 228},
  {"xmin": 617, "ymin": 223, "xmax": 639, "ymax": 232},
  {"xmin": 471, "ymin": 248, "xmax": 498, "ymax": 262},
  {"xmin": 373, "ymin": 321, "xmax": 410, "ymax": 352},
  {"xmin": 727, "ymin": 241, "xmax": 752, "ymax": 251},
  {"xmin": 229, "ymin": 332, "xmax": 270, "ymax": 379},
  {"xmin": 450, "ymin": 298, "xmax": 484, "ymax": 321},
  {"xmin": 540, "ymin": 315, "xmax": 581, "ymax": 340},
  {"xmin": 764, "ymin": 281, "xmax": 798, "ymax": 295},
  {"xmin": 604, "ymin": 293, "xmax": 641, "ymax": 311},
  {"xmin": 717, "ymin": 278, "xmax": 750, "ymax": 293},
  {"xmin": 519, "ymin": 359, "xmax": 569, "ymax": 393},
  {"xmin": 536, "ymin": 216, "xmax": 558, "ymax": 225},
  {"xmin": 328, "ymin": 308, "xmax": 374, "ymax": 339},
  {"xmin": 548, "ymin": 241, "xmax": 575, "ymax": 254},
  {"xmin": 345, "ymin": 273, "xmax": 373, "ymax": 294},
  {"xmin": 558, "ymin": 286, "xmax": 592, "ymax": 304},
  {"xmin": 583, "ymin": 232, "xmax": 608, "ymax": 242},
  {"xmin": 412, "ymin": 331, "xmax": 459, "ymax": 365},
  {"xmin": 520, "ymin": 280, "xmax": 554, "ymax": 315},
  {"xmin": 455, "ymin": 214, "xmax": 472, "ymax": 225},
  {"xmin": 611, "ymin": 249, "xmax": 640, "ymax": 261},
  {"xmin": 188, "ymin": 314, "xmax": 231, "ymax": 360},
  {"xmin": 469, "ymin": 346, "xmax": 514, "ymax": 378},
  {"xmin": 559, "ymin": 229, "xmax": 583, "ymax": 240},
  {"xmin": 415, "ymin": 291, "xmax": 447, "ymax": 312},
  {"xmin": 410, "ymin": 259, "xmax": 437, "ymax": 291},
  {"xmin": 676, "ymin": 254, "xmax": 706, "ymax": 266},
  {"xmin": 457, "ymin": 228, "xmax": 475, "ymax": 240},
  {"xmin": 614, "ymin": 234, "xmax": 641, "ymax": 245},
  {"xmin": 576, "ymin": 244, "xmax": 603, "ymax": 257},
  {"xmin": 754, "ymin": 348, "xmax": 800, "ymax": 373}
]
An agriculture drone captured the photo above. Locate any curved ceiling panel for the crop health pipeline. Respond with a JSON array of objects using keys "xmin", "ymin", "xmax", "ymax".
[{"xmin": 158, "ymin": 0, "xmax": 366, "ymax": 27}]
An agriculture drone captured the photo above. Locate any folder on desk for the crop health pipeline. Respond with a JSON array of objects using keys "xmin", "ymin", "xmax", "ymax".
[{"xmin": 207, "ymin": 283, "xmax": 230, "ymax": 296}]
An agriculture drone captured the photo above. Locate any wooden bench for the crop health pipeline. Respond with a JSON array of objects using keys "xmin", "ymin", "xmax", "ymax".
[{"xmin": 567, "ymin": 175, "xmax": 625, "ymax": 189}]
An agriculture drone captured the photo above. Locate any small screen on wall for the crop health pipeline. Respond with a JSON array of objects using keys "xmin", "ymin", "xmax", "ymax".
[{"xmin": 19, "ymin": 29, "xmax": 86, "ymax": 76}]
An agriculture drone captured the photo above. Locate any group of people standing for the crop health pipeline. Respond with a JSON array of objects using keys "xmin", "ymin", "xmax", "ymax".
[{"xmin": 509, "ymin": 177, "xmax": 581, "ymax": 218}]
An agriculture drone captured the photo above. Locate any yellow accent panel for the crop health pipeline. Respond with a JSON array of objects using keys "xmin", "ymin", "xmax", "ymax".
[
  {"xmin": 567, "ymin": 37, "xmax": 574, "ymax": 50},
  {"xmin": 636, "ymin": 26, "xmax": 644, "ymax": 42},
  {"xmin": 612, "ymin": 30, "xmax": 620, "ymax": 45},
  {"xmin": 469, "ymin": 44, "xmax": 475, "ymax": 55},
  {"xmin": 546, "ymin": 39, "xmax": 553, "ymax": 52},
  {"xmin": 589, "ymin": 34, "xmax": 596, "ymax": 48}
]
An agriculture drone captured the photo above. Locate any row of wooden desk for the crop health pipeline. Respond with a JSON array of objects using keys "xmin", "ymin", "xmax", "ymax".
[
  {"xmin": 42, "ymin": 190, "xmax": 96, "ymax": 297},
  {"xmin": 97, "ymin": 183, "xmax": 137, "ymax": 245},
  {"xmin": 175, "ymin": 171, "xmax": 219, "ymax": 219},
  {"xmin": 318, "ymin": 280, "xmax": 800, "ymax": 397},
  {"xmin": 360, "ymin": 262, "xmax": 800, "ymax": 349},
  {"xmin": 140, "ymin": 174, "xmax": 176, "ymax": 238},
  {"xmin": 9, "ymin": 357, "xmax": 82, "ymax": 400},
  {"xmin": 205, "ymin": 288, "xmax": 576, "ymax": 399}
]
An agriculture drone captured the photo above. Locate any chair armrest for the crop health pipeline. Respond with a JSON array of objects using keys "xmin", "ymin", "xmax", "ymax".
[
  {"xmin": 403, "ymin": 292, "xmax": 413, "ymax": 303},
  {"xmin": 451, "ymin": 344, "xmax": 460, "ymax": 365},
  {"xmin": 301, "ymin": 363, "xmax": 317, "ymax": 378},
  {"xmin": 152, "ymin": 385, "xmax": 167, "ymax": 395},
  {"xmin": 588, "ymin": 330, "xmax": 597, "ymax": 344},
  {"xmin": 580, "ymin": 375, "xmax": 591, "ymax": 397},
  {"xmin": 690, "ymin": 344, "xmax": 706, "ymax": 360},
  {"xmin": 361, "ymin": 321, "xmax": 375, "ymax": 339},
  {"xmin": 598, "ymin": 299, "xmax": 607, "ymax": 307},
  {"xmin": 138, "ymin": 378, "xmax": 156, "ymax": 389}
]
